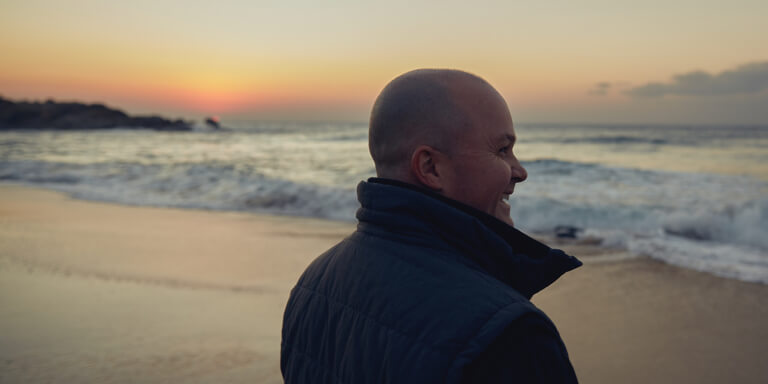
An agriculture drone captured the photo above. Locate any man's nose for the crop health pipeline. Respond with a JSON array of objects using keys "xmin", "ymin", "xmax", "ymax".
[{"xmin": 510, "ymin": 159, "xmax": 527, "ymax": 183}]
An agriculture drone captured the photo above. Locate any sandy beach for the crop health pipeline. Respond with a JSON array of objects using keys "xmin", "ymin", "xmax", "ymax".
[{"xmin": 1, "ymin": 184, "xmax": 766, "ymax": 383}]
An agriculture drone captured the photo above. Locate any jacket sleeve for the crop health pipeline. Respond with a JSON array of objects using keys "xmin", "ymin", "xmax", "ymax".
[{"xmin": 460, "ymin": 313, "xmax": 578, "ymax": 383}]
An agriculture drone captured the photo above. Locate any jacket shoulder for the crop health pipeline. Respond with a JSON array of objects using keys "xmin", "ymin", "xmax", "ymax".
[{"xmin": 283, "ymin": 230, "xmax": 551, "ymax": 383}]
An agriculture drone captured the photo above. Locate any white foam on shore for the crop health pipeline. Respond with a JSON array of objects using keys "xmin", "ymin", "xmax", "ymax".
[{"xmin": 509, "ymin": 160, "xmax": 768, "ymax": 283}]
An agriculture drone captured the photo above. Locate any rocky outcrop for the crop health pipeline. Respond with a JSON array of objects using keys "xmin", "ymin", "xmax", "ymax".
[{"xmin": 0, "ymin": 96, "xmax": 192, "ymax": 130}]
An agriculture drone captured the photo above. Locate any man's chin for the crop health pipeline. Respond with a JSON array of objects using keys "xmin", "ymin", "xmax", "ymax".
[
  {"xmin": 495, "ymin": 203, "xmax": 514, "ymax": 227},
  {"xmin": 494, "ymin": 212, "xmax": 514, "ymax": 227}
]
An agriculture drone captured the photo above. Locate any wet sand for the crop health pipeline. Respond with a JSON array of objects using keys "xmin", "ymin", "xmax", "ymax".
[{"xmin": 1, "ymin": 185, "xmax": 766, "ymax": 383}]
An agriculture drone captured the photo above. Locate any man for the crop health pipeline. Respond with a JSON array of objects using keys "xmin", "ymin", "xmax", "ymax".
[{"xmin": 281, "ymin": 69, "xmax": 581, "ymax": 383}]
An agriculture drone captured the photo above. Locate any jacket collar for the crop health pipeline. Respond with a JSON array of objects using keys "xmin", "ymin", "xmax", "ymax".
[{"xmin": 356, "ymin": 178, "xmax": 581, "ymax": 299}]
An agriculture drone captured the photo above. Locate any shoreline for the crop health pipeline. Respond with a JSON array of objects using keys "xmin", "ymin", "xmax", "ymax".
[
  {"xmin": 1, "ymin": 184, "xmax": 767, "ymax": 383},
  {"xmin": 2, "ymin": 181, "xmax": 760, "ymax": 282},
  {"xmin": 0, "ymin": 181, "xmax": 674, "ymax": 266}
]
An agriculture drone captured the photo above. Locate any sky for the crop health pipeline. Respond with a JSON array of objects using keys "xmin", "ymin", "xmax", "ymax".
[{"xmin": 1, "ymin": 0, "xmax": 767, "ymax": 124}]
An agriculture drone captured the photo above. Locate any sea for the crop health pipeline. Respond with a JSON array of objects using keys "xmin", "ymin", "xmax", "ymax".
[{"xmin": 1, "ymin": 122, "xmax": 766, "ymax": 284}]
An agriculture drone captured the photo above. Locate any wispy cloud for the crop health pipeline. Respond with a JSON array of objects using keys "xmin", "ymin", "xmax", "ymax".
[
  {"xmin": 588, "ymin": 82, "xmax": 612, "ymax": 96},
  {"xmin": 626, "ymin": 61, "xmax": 768, "ymax": 98}
]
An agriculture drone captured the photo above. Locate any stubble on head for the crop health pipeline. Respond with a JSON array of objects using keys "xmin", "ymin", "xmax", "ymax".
[{"xmin": 368, "ymin": 69, "xmax": 493, "ymax": 181}]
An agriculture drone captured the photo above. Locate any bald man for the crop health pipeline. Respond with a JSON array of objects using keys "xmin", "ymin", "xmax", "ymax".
[{"xmin": 281, "ymin": 69, "xmax": 581, "ymax": 383}]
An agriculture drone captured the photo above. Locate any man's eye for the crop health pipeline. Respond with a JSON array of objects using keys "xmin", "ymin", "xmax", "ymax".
[{"xmin": 499, "ymin": 145, "xmax": 510, "ymax": 154}]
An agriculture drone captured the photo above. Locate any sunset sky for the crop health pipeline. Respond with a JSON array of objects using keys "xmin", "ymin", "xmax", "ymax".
[{"xmin": 2, "ymin": 0, "xmax": 767, "ymax": 124}]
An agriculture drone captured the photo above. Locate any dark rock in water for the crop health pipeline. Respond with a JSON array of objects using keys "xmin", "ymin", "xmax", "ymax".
[
  {"xmin": 0, "ymin": 96, "xmax": 192, "ymax": 130},
  {"xmin": 205, "ymin": 117, "xmax": 221, "ymax": 129},
  {"xmin": 663, "ymin": 228, "xmax": 711, "ymax": 241},
  {"xmin": 554, "ymin": 225, "xmax": 582, "ymax": 239}
]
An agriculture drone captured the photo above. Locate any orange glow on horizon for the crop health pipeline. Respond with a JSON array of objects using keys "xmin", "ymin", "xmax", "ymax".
[
  {"xmin": 0, "ymin": 72, "xmax": 378, "ymax": 120},
  {"xmin": 2, "ymin": 1, "xmax": 767, "ymax": 123}
]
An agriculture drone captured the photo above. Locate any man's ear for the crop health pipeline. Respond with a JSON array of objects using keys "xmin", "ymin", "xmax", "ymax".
[{"xmin": 410, "ymin": 145, "xmax": 446, "ymax": 191}]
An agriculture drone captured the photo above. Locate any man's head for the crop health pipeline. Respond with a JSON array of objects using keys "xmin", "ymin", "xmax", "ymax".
[{"xmin": 369, "ymin": 69, "xmax": 528, "ymax": 225}]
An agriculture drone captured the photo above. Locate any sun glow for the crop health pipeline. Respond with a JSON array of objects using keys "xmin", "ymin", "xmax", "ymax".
[{"xmin": 1, "ymin": 0, "xmax": 767, "ymax": 123}]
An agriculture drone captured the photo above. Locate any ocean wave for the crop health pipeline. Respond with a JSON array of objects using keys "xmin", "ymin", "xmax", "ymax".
[
  {"xmin": 507, "ymin": 160, "xmax": 768, "ymax": 282},
  {"xmin": 661, "ymin": 198, "xmax": 768, "ymax": 249},
  {"xmin": 0, "ymin": 160, "xmax": 360, "ymax": 221},
  {"xmin": 556, "ymin": 136, "xmax": 669, "ymax": 145},
  {"xmin": 1, "ymin": 157, "xmax": 766, "ymax": 283}
]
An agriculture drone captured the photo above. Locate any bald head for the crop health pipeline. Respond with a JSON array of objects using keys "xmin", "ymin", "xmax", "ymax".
[{"xmin": 368, "ymin": 69, "xmax": 497, "ymax": 178}]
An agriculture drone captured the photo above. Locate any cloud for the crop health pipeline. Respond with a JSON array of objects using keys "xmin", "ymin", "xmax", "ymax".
[
  {"xmin": 626, "ymin": 61, "xmax": 768, "ymax": 98},
  {"xmin": 588, "ymin": 81, "xmax": 612, "ymax": 96}
]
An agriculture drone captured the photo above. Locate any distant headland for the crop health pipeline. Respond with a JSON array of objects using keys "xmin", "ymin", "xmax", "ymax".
[{"xmin": 0, "ymin": 96, "xmax": 192, "ymax": 130}]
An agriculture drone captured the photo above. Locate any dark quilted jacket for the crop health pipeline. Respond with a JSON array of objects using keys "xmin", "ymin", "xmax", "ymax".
[{"xmin": 281, "ymin": 178, "xmax": 581, "ymax": 383}]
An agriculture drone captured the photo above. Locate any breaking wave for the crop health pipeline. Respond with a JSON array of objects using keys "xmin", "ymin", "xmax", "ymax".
[{"xmin": 1, "ymin": 123, "xmax": 766, "ymax": 283}]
